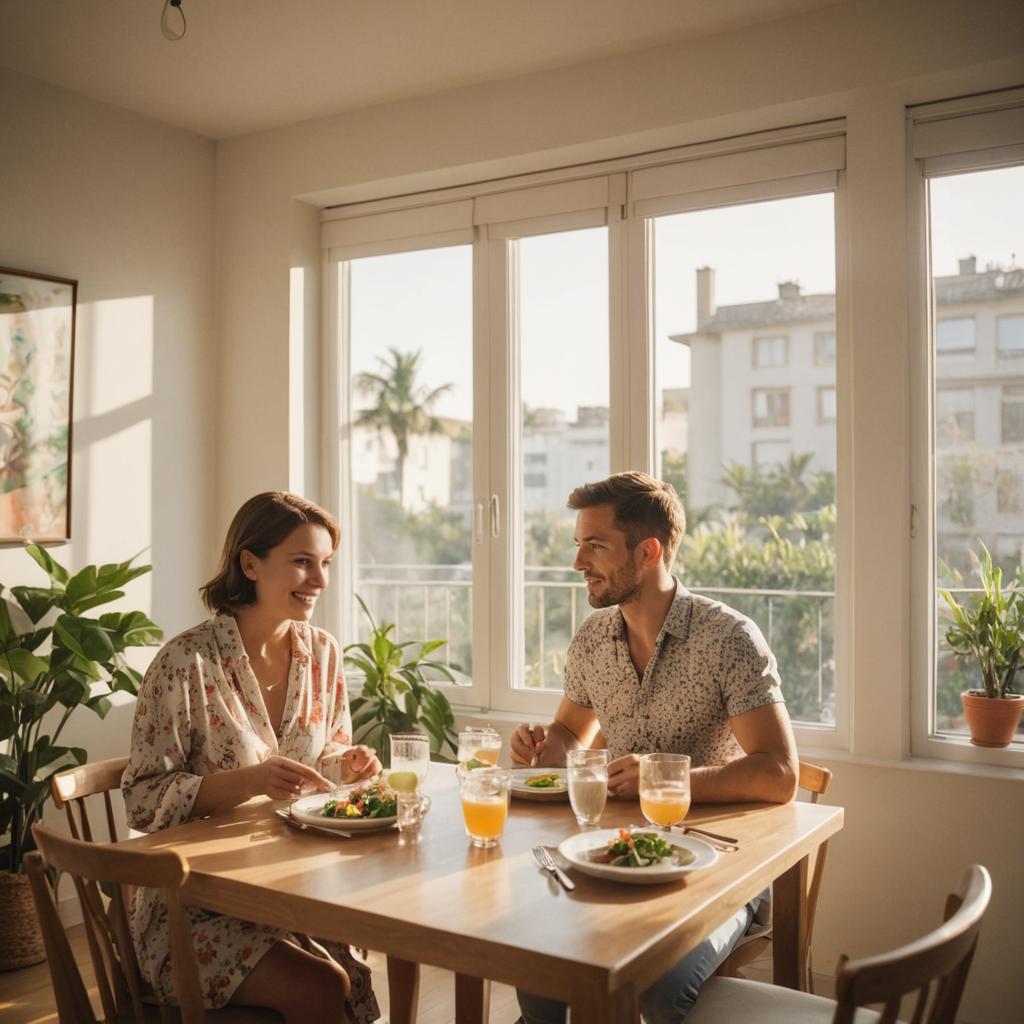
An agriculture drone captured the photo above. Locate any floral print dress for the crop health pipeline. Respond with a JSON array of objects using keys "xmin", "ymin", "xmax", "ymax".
[{"xmin": 121, "ymin": 614, "xmax": 379, "ymax": 1021}]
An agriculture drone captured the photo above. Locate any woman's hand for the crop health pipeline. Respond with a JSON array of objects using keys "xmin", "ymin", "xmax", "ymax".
[
  {"xmin": 335, "ymin": 745, "xmax": 382, "ymax": 784},
  {"xmin": 248, "ymin": 755, "xmax": 332, "ymax": 800}
]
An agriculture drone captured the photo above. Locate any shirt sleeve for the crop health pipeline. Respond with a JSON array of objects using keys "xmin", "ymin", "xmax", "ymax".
[
  {"xmin": 121, "ymin": 646, "xmax": 203, "ymax": 832},
  {"xmin": 562, "ymin": 627, "xmax": 594, "ymax": 709},
  {"xmin": 315, "ymin": 632, "xmax": 354, "ymax": 786},
  {"xmin": 720, "ymin": 617, "xmax": 785, "ymax": 718}
]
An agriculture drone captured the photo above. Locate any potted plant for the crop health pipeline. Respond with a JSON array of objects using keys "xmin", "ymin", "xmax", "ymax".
[
  {"xmin": 0, "ymin": 543, "xmax": 162, "ymax": 969},
  {"xmin": 940, "ymin": 544, "xmax": 1024, "ymax": 748},
  {"xmin": 345, "ymin": 596, "xmax": 458, "ymax": 766}
]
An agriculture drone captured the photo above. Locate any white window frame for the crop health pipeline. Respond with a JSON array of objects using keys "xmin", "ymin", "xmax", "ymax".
[
  {"xmin": 908, "ymin": 87, "xmax": 1024, "ymax": 768},
  {"xmin": 321, "ymin": 120, "xmax": 850, "ymax": 745},
  {"xmin": 753, "ymin": 335, "xmax": 789, "ymax": 369},
  {"xmin": 997, "ymin": 314, "xmax": 1024, "ymax": 359}
]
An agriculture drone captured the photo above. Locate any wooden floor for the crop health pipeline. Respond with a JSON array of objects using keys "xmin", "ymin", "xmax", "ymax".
[{"xmin": 0, "ymin": 924, "xmax": 522, "ymax": 1024}]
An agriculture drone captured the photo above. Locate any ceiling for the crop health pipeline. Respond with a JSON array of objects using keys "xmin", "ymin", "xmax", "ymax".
[{"xmin": 0, "ymin": 0, "xmax": 846, "ymax": 139}]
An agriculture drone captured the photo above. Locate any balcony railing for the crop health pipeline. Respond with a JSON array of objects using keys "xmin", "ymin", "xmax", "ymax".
[{"xmin": 354, "ymin": 565, "xmax": 836, "ymax": 725}]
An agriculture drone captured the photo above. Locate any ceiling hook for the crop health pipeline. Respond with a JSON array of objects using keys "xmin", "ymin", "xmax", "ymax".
[{"xmin": 161, "ymin": 0, "xmax": 187, "ymax": 42}]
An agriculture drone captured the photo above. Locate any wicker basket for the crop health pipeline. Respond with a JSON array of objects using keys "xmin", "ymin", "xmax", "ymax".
[{"xmin": 0, "ymin": 869, "xmax": 46, "ymax": 970}]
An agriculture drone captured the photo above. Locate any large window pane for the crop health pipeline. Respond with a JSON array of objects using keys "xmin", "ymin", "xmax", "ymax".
[
  {"xmin": 929, "ymin": 165, "xmax": 1024, "ymax": 738},
  {"xmin": 653, "ymin": 193, "xmax": 837, "ymax": 726},
  {"xmin": 347, "ymin": 246, "xmax": 473, "ymax": 682},
  {"xmin": 515, "ymin": 228, "xmax": 609, "ymax": 689}
]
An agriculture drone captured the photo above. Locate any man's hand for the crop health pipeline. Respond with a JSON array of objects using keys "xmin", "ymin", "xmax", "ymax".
[
  {"xmin": 511, "ymin": 724, "xmax": 547, "ymax": 765},
  {"xmin": 248, "ymin": 755, "xmax": 332, "ymax": 800},
  {"xmin": 336, "ymin": 745, "xmax": 382, "ymax": 783},
  {"xmin": 607, "ymin": 753, "xmax": 641, "ymax": 798}
]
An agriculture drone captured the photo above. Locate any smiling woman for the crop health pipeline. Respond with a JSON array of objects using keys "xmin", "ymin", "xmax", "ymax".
[{"xmin": 120, "ymin": 491, "xmax": 382, "ymax": 1022}]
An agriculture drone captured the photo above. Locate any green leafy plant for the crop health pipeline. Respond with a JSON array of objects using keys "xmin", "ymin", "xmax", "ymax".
[
  {"xmin": 345, "ymin": 596, "xmax": 458, "ymax": 765},
  {"xmin": 0, "ymin": 544, "xmax": 163, "ymax": 873},
  {"xmin": 940, "ymin": 544, "xmax": 1023, "ymax": 699}
]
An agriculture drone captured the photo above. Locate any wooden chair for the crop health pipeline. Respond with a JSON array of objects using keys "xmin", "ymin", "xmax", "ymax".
[
  {"xmin": 52, "ymin": 756, "xmax": 130, "ymax": 845},
  {"xmin": 688, "ymin": 864, "xmax": 991, "ymax": 1024},
  {"xmin": 28, "ymin": 822, "xmax": 282, "ymax": 1024},
  {"xmin": 716, "ymin": 760, "xmax": 833, "ymax": 991}
]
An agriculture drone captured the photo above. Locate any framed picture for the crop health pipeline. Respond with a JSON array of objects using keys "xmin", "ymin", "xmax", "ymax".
[{"xmin": 0, "ymin": 267, "xmax": 77, "ymax": 542}]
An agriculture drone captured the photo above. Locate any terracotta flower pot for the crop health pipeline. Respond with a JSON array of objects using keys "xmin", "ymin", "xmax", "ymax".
[
  {"xmin": 0, "ymin": 869, "xmax": 46, "ymax": 970},
  {"xmin": 961, "ymin": 691, "xmax": 1024, "ymax": 748}
]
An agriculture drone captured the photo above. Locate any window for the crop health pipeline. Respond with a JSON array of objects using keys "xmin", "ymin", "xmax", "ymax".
[
  {"xmin": 814, "ymin": 331, "xmax": 836, "ymax": 366},
  {"xmin": 344, "ymin": 244, "xmax": 474, "ymax": 684},
  {"xmin": 753, "ymin": 336, "xmax": 788, "ymax": 368},
  {"xmin": 915, "ymin": 150, "xmax": 1024, "ymax": 757},
  {"xmin": 517, "ymin": 228, "xmax": 610, "ymax": 691},
  {"xmin": 752, "ymin": 387, "xmax": 790, "ymax": 427},
  {"xmin": 327, "ymin": 120, "xmax": 846, "ymax": 728},
  {"xmin": 1003, "ymin": 385, "xmax": 1024, "ymax": 443},
  {"xmin": 998, "ymin": 315, "xmax": 1024, "ymax": 359},
  {"xmin": 935, "ymin": 388, "xmax": 975, "ymax": 446},
  {"xmin": 653, "ymin": 190, "xmax": 839, "ymax": 732},
  {"xmin": 817, "ymin": 386, "xmax": 836, "ymax": 425},
  {"xmin": 935, "ymin": 317, "xmax": 975, "ymax": 354}
]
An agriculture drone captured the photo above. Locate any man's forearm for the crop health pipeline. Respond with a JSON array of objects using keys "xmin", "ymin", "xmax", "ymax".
[
  {"xmin": 691, "ymin": 751, "xmax": 797, "ymax": 804},
  {"xmin": 536, "ymin": 720, "xmax": 586, "ymax": 767}
]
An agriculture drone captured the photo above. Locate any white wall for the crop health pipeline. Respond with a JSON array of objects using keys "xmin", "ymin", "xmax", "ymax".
[{"xmin": 0, "ymin": 67, "xmax": 217, "ymax": 851}]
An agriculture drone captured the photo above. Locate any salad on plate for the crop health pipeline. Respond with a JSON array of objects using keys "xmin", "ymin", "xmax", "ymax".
[
  {"xmin": 320, "ymin": 780, "xmax": 397, "ymax": 820},
  {"xmin": 589, "ymin": 829, "xmax": 696, "ymax": 868}
]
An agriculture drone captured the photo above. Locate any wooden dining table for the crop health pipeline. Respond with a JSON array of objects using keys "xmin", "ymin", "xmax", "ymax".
[{"xmin": 124, "ymin": 765, "xmax": 842, "ymax": 1023}]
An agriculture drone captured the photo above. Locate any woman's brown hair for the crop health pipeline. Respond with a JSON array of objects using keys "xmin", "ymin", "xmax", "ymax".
[{"xmin": 200, "ymin": 492, "xmax": 341, "ymax": 615}]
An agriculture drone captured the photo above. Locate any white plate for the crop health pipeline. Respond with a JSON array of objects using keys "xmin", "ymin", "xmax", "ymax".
[
  {"xmin": 289, "ymin": 791, "xmax": 397, "ymax": 831},
  {"xmin": 509, "ymin": 767, "xmax": 569, "ymax": 801},
  {"xmin": 557, "ymin": 829, "xmax": 718, "ymax": 884}
]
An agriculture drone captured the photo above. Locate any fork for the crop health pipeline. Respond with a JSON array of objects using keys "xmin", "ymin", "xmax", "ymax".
[
  {"xmin": 275, "ymin": 807, "xmax": 354, "ymax": 839},
  {"xmin": 532, "ymin": 845, "xmax": 575, "ymax": 891}
]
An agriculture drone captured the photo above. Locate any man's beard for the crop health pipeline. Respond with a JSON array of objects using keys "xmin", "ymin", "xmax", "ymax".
[{"xmin": 587, "ymin": 559, "xmax": 642, "ymax": 609}]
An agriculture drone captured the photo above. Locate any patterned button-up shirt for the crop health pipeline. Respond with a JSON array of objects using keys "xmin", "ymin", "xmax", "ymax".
[{"xmin": 563, "ymin": 579, "xmax": 785, "ymax": 764}]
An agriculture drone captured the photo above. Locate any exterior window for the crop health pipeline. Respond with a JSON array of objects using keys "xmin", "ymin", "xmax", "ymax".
[
  {"xmin": 752, "ymin": 387, "xmax": 790, "ymax": 427},
  {"xmin": 1003, "ymin": 386, "xmax": 1024, "ymax": 443},
  {"xmin": 926, "ymin": 162, "xmax": 1023, "ymax": 748},
  {"xmin": 653, "ymin": 191, "xmax": 837, "ymax": 730},
  {"xmin": 753, "ymin": 336, "xmax": 788, "ymax": 368},
  {"xmin": 998, "ymin": 315, "xmax": 1024, "ymax": 358},
  {"xmin": 817, "ymin": 386, "xmax": 836, "ymax": 425},
  {"xmin": 935, "ymin": 317, "xmax": 975, "ymax": 354},
  {"xmin": 814, "ymin": 332, "xmax": 836, "ymax": 366},
  {"xmin": 935, "ymin": 388, "xmax": 975, "ymax": 446}
]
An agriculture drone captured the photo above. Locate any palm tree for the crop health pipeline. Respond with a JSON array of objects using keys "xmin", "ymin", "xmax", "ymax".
[{"xmin": 355, "ymin": 348, "xmax": 453, "ymax": 507}]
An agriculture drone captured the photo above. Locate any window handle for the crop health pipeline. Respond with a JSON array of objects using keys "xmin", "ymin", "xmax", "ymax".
[
  {"xmin": 475, "ymin": 502, "xmax": 485, "ymax": 544},
  {"xmin": 490, "ymin": 494, "xmax": 500, "ymax": 539}
]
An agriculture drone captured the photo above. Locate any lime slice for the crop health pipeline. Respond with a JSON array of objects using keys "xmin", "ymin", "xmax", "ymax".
[{"xmin": 388, "ymin": 770, "xmax": 419, "ymax": 793}]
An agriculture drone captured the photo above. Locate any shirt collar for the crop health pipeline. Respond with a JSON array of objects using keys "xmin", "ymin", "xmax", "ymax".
[{"xmin": 606, "ymin": 577, "xmax": 692, "ymax": 642}]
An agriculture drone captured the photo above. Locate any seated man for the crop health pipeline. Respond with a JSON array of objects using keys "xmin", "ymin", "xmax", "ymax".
[{"xmin": 511, "ymin": 471, "xmax": 798, "ymax": 1024}]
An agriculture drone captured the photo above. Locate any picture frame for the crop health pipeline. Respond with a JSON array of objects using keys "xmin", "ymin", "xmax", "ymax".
[{"xmin": 0, "ymin": 267, "xmax": 77, "ymax": 542}]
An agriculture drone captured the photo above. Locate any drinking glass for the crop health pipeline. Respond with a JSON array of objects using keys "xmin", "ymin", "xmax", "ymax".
[
  {"xmin": 457, "ymin": 727, "xmax": 502, "ymax": 767},
  {"xmin": 390, "ymin": 732, "xmax": 430, "ymax": 783},
  {"xmin": 459, "ymin": 767, "xmax": 511, "ymax": 848},
  {"xmin": 397, "ymin": 790, "xmax": 431, "ymax": 834},
  {"xmin": 639, "ymin": 753, "xmax": 691, "ymax": 832},
  {"xmin": 567, "ymin": 749, "xmax": 608, "ymax": 826}
]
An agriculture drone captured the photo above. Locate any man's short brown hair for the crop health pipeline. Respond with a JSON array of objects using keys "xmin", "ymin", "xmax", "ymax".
[{"xmin": 567, "ymin": 472, "xmax": 685, "ymax": 568}]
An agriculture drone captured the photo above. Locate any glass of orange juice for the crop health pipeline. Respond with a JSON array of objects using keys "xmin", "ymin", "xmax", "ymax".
[
  {"xmin": 457, "ymin": 727, "xmax": 502, "ymax": 768},
  {"xmin": 639, "ymin": 753, "xmax": 691, "ymax": 832},
  {"xmin": 460, "ymin": 767, "xmax": 511, "ymax": 847}
]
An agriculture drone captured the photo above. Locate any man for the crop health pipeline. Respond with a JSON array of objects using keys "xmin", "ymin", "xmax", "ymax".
[{"xmin": 511, "ymin": 471, "xmax": 798, "ymax": 1024}]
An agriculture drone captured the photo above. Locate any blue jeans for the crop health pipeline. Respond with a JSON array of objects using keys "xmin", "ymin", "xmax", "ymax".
[{"xmin": 516, "ymin": 893, "xmax": 765, "ymax": 1024}]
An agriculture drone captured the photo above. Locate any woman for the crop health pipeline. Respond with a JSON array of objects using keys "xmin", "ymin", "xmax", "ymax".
[{"xmin": 122, "ymin": 492, "xmax": 381, "ymax": 1023}]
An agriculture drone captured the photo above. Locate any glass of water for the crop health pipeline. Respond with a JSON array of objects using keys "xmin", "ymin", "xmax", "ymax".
[
  {"xmin": 567, "ymin": 749, "xmax": 608, "ymax": 826},
  {"xmin": 397, "ymin": 790, "xmax": 432, "ymax": 834},
  {"xmin": 457, "ymin": 727, "xmax": 502, "ymax": 767},
  {"xmin": 390, "ymin": 732, "xmax": 430, "ymax": 782}
]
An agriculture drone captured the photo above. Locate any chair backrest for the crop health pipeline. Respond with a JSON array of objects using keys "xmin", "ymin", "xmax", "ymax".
[
  {"xmin": 798, "ymin": 760, "xmax": 832, "ymax": 804},
  {"xmin": 52, "ymin": 756, "xmax": 130, "ymax": 844},
  {"xmin": 833, "ymin": 865, "xmax": 992, "ymax": 1024},
  {"xmin": 31, "ymin": 822, "xmax": 208, "ymax": 1024}
]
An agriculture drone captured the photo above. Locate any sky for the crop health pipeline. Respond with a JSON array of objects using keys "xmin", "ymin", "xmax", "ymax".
[{"xmin": 346, "ymin": 166, "xmax": 1022, "ymax": 425}]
